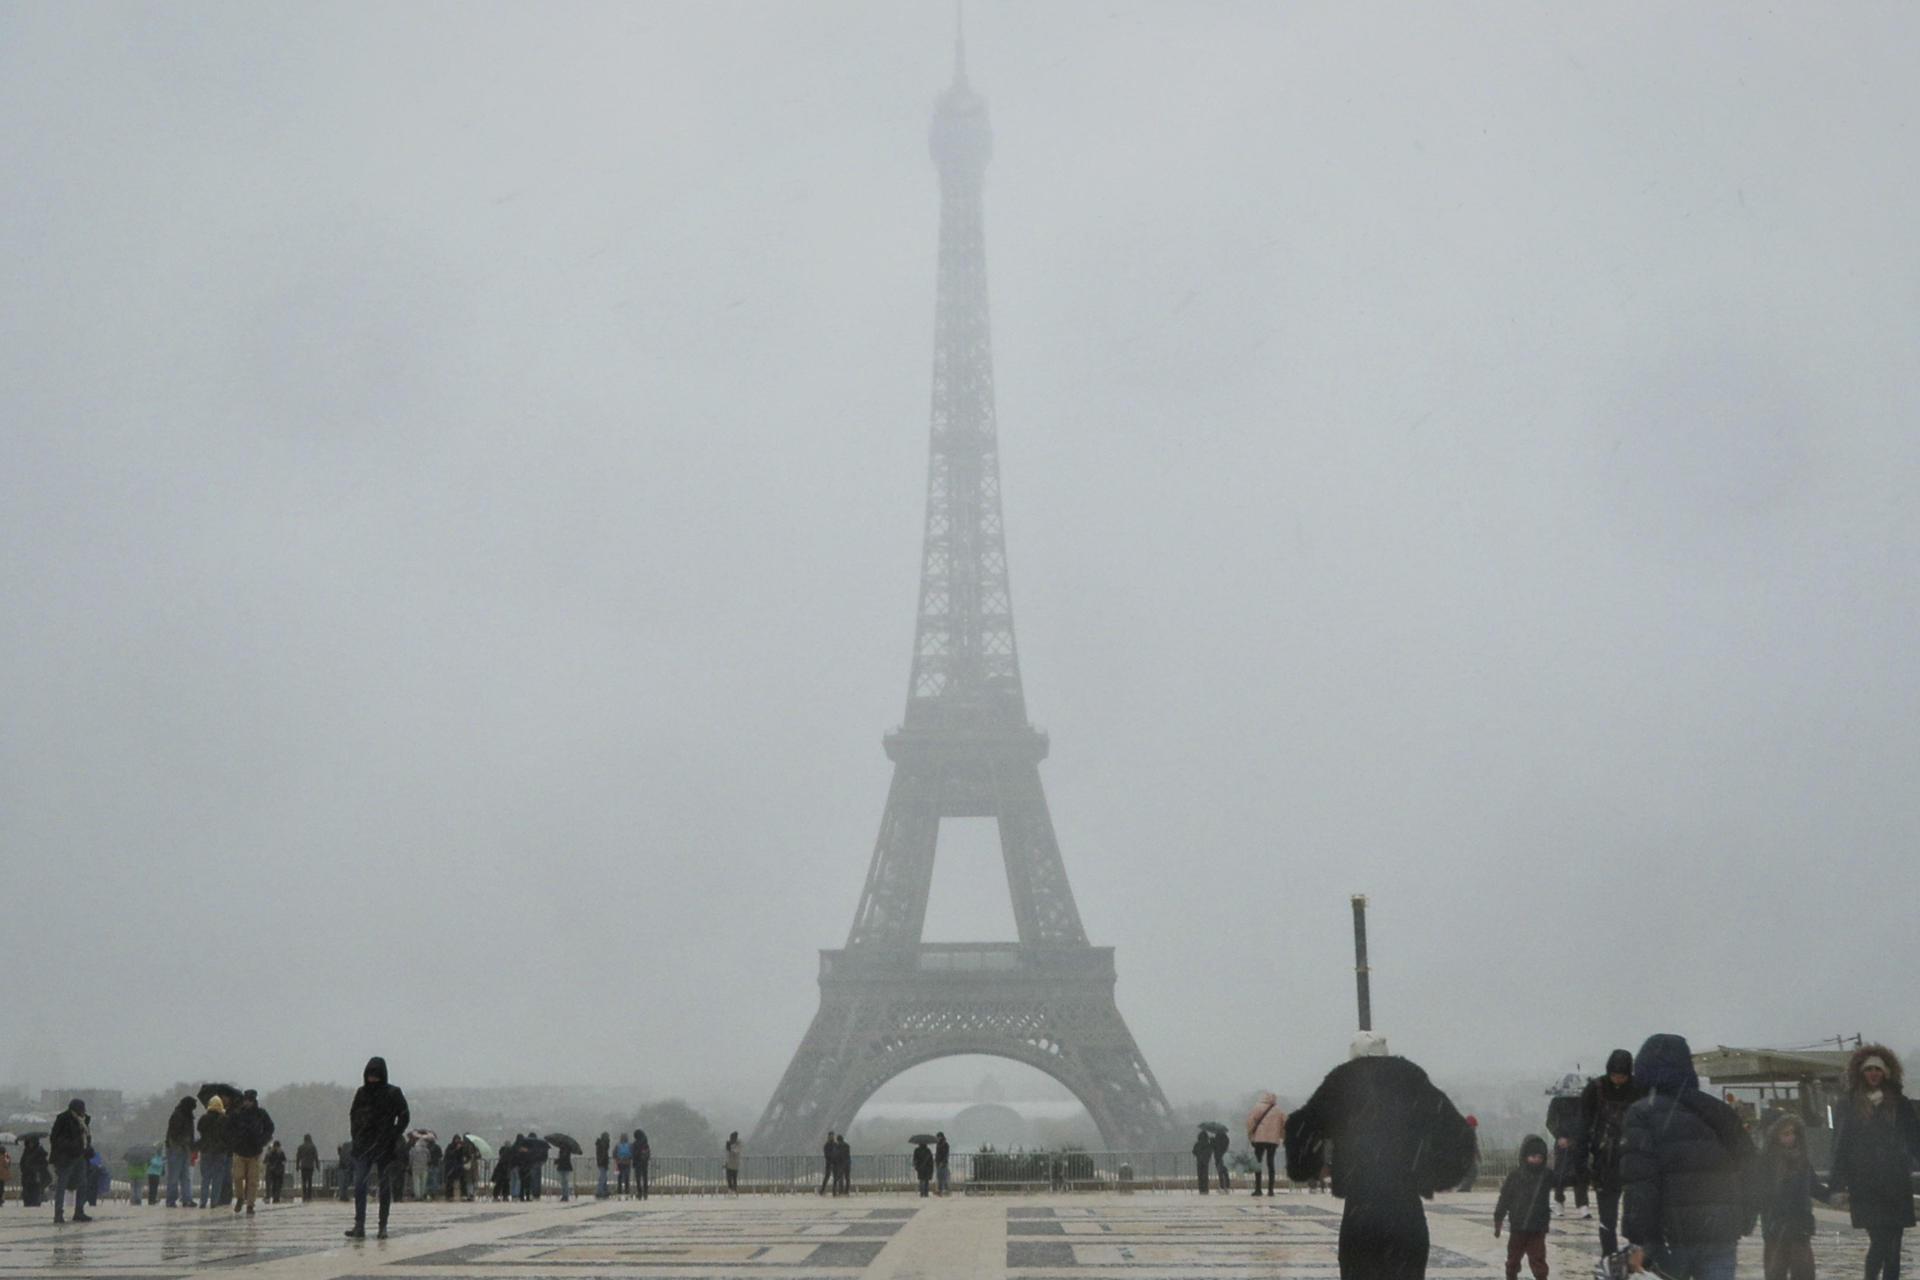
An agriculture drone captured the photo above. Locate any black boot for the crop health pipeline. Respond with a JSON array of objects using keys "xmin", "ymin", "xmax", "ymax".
[{"xmin": 345, "ymin": 1221, "xmax": 365, "ymax": 1238}]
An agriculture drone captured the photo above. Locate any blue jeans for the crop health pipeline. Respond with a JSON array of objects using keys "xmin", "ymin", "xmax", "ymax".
[
  {"xmin": 936, "ymin": 1164, "xmax": 950, "ymax": 1193},
  {"xmin": 54, "ymin": 1159, "xmax": 88, "ymax": 1218},
  {"xmin": 352, "ymin": 1154, "xmax": 393, "ymax": 1227},
  {"xmin": 558, "ymin": 1169, "xmax": 572, "ymax": 1200},
  {"xmin": 596, "ymin": 1167, "xmax": 609, "ymax": 1197},
  {"xmin": 199, "ymin": 1152, "xmax": 230, "ymax": 1208},
  {"xmin": 1659, "ymin": 1240, "xmax": 1738, "ymax": 1280}
]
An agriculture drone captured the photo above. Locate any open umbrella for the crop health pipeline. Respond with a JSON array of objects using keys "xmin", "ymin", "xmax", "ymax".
[
  {"xmin": 197, "ymin": 1082, "xmax": 242, "ymax": 1107},
  {"xmin": 543, "ymin": 1133, "xmax": 582, "ymax": 1156},
  {"xmin": 16, "ymin": 1131, "xmax": 48, "ymax": 1143},
  {"xmin": 907, "ymin": 1133, "xmax": 937, "ymax": 1145},
  {"xmin": 461, "ymin": 1134, "xmax": 495, "ymax": 1159},
  {"xmin": 123, "ymin": 1144, "xmax": 157, "ymax": 1164},
  {"xmin": 1198, "ymin": 1121, "xmax": 1229, "ymax": 1136},
  {"xmin": 0, "ymin": 1132, "xmax": 16, "ymax": 1145}
]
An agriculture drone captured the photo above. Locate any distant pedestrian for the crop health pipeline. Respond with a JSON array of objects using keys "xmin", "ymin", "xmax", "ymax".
[
  {"xmin": 831, "ymin": 1133, "xmax": 850, "ymax": 1196},
  {"xmin": 1829, "ymin": 1043, "xmax": 1920, "ymax": 1280},
  {"xmin": 1246, "ymin": 1091, "xmax": 1285, "ymax": 1197},
  {"xmin": 1545, "ymin": 1076, "xmax": 1588, "ymax": 1218},
  {"xmin": 1458, "ymin": 1115, "xmax": 1481, "ymax": 1191},
  {"xmin": 197, "ymin": 1095, "xmax": 231, "ymax": 1209},
  {"xmin": 295, "ymin": 1135, "xmax": 318, "ymax": 1202},
  {"xmin": 594, "ymin": 1132, "xmax": 611, "ymax": 1198},
  {"xmin": 228, "ymin": 1090, "xmax": 275, "ymax": 1215},
  {"xmin": 912, "ymin": 1139, "xmax": 934, "ymax": 1197},
  {"xmin": 724, "ymin": 1133, "xmax": 741, "ymax": 1195},
  {"xmin": 125, "ymin": 1148, "xmax": 147, "ymax": 1205},
  {"xmin": 526, "ymin": 1134, "xmax": 549, "ymax": 1199},
  {"xmin": 334, "ymin": 1141, "xmax": 353, "ymax": 1201},
  {"xmin": 615, "ymin": 1133, "xmax": 631, "ymax": 1196},
  {"xmin": 442, "ymin": 1136, "xmax": 470, "ymax": 1201},
  {"xmin": 632, "ymin": 1129, "xmax": 651, "ymax": 1199},
  {"xmin": 344, "ymin": 1055, "xmax": 410, "ymax": 1240},
  {"xmin": 1620, "ymin": 1032, "xmax": 1754, "ymax": 1280},
  {"xmin": 555, "ymin": 1141, "xmax": 573, "ymax": 1201},
  {"xmin": 934, "ymin": 1132, "xmax": 951, "ymax": 1195},
  {"xmin": 424, "ymin": 1136, "xmax": 442, "ymax": 1200},
  {"xmin": 1757, "ymin": 1114, "xmax": 1817, "ymax": 1280},
  {"xmin": 1285, "ymin": 1032, "xmax": 1479, "ymax": 1280},
  {"xmin": 0, "ymin": 1142, "xmax": 10, "ymax": 1205},
  {"xmin": 1210, "ymin": 1124, "xmax": 1232, "ymax": 1192},
  {"xmin": 145, "ymin": 1149, "xmax": 163, "ymax": 1205},
  {"xmin": 20, "ymin": 1137, "xmax": 50, "ymax": 1207},
  {"xmin": 264, "ymin": 1141, "xmax": 287, "ymax": 1204},
  {"xmin": 820, "ymin": 1132, "xmax": 836, "ymax": 1195},
  {"xmin": 1576, "ymin": 1048, "xmax": 1646, "ymax": 1257},
  {"xmin": 50, "ymin": 1098, "xmax": 93, "ymax": 1224},
  {"xmin": 1493, "ymin": 1134, "xmax": 1553, "ymax": 1280},
  {"xmin": 1192, "ymin": 1127, "xmax": 1213, "ymax": 1194}
]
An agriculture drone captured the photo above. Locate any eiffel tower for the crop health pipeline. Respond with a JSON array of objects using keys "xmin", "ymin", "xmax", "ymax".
[{"xmin": 752, "ymin": 34, "xmax": 1175, "ymax": 1156}]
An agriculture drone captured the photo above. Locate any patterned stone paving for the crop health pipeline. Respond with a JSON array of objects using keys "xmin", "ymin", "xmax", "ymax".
[{"xmin": 0, "ymin": 1191, "xmax": 1905, "ymax": 1278}]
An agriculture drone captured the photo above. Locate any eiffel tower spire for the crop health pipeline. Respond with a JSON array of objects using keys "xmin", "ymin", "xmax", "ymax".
[{"xmin": 752, "ymin": 27, "xmax": 1174, "ymax": 1157}]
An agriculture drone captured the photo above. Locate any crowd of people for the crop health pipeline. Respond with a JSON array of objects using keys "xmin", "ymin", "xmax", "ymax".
[{"xmin": 1, "ymin": 1037, "xmax": 1913, "ymax": 1280}]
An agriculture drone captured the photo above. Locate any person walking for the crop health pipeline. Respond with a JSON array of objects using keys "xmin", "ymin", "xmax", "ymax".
[
  {"xmin": 1620, "ymin": 1032, "xmax": 1754, "ymax": 1280},
  {"xmin": 594, "ymin": 1132, "xmax": 611, "ymax": 1199},
  {"xmin": 911, "ymin": 1139, "xmax": 934, "ymax": 1197},
  {"xmin": 50, "ymin": 1098, "xmax": 93, "ymax": 1224},
  {"xmin": 264, "ymin": 1141, "xmax": 287, "ymax": 1204},
  {"xmin": 1493, "ymin": 1134, "xmax": 1554, "ymax": 1280},
  {"xmin": 1829, "ymin": 1043, "xmax": 1920, "ymax": 1280},
  {"xmin": 1247, "ymin": 1092, "xmax": 1285, "ymax": 1197},
  {"xmin": 1210, "ymin": 1124, "xmax": 1232, "ymax": 1193},
  {"xmin": 1192, "ymin": 1126, "xmax": 1213, "ymax": 1194},
  {"xmin": 1757, "ymin": 1114, "xmax": 1818, "ymax": 1280},
  {"xmin": 724, "ymin": 1133, "xmax": 741, "ymax": 1195},
  {"xmin": 1285, "ymin": 1032, "xmax": 1479, "ymax": 1280},
  {"xmin": 197, "ymin": 1095, "xmax": 231, "ymax": 1209},
  {"xmin": 934, "ymin": 1132, "xmax": 951, "ymax": 1195},
  {"xmin": 1545, "ymin": 1076, "xmax": 1589, "ymax": 1219},
  {"xmin": 344, "ymin": 1056, "xmax": 410, "ymax": 1240},
  {"xmin": 832, "ymin": 1133, "xmax": 851, "ymax": 1197},
  {"xmin": 819, "ymin": 1132, "xmax": 836, "ymax": 1195},
  {"xmin": 228, "ymin": 1090, "xmax": 275, "ymax": 1215},
  {"xmin": 1576, "ymin": 1048, "xmax": 1646, "ymax": 1258},
  {"xmin": 295, "ymin": 1135, "xmax": 319, "ymax": 1203}
]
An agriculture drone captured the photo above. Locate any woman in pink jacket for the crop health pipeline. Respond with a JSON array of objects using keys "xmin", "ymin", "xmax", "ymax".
[{"xmin": 1247, "ymin": 1092, "xmax": 1286, "ymax": 1197}]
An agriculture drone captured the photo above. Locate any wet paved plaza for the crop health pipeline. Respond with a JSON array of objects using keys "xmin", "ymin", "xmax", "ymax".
[{"xmin": 0, "ymin": 1191, "xmax": 1902, "ymax": 1278}]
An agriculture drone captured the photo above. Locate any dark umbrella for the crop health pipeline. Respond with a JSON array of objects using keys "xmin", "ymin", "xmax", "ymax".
[
  {"xmin": 197, "ymin": 1082, "xmax": 242, "ymax": 1107},
  {"xmin": 1198, "ymin": 1121, "xmax": 1229, "ymax": 1135},
  {"xmin": 16, "ymin": 1131, "xmax": 48, "ymax": 1143},
  {"xmin": 543, "ymin": 1133, "xmax": 582, "ymax": 1156},
  {"xmin": 907, "ymin": 1133, "xmax": 937, "ymax": 1145},
  {"xmin": 123, "ymin": 1143, "xmax": 157, "ymax": 1163}
]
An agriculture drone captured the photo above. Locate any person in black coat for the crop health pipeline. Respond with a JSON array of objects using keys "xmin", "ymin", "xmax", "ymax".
[
  {"xmin": 1757, "ymin": 1114, "xmax": 1818, "ymax": 1280},
  {"xmin": 911, "ymin": 1140, "xmax": 934, "ymax": 1197},
  {"xmin": 197, "ymin": 1096, "xmax": 231, "ymax": 1209},
  {"xmin": 228, "ymin": 1090, "xmax": 275, "ymax": 1214},
  {"xmin": 1620, "ymin": 1033, "xmax": 1754, "ymax": 1280},
  {"xmin": 345, "ymin": 1055, "xmax": 409, "ymax": 1239},
  {"xmin": 49, "ymin": 1099, "xmax": 92, "ymax": 1223},
  {"xmin": 1285, "ymin": 1033, "xmax": 1478, "ymax": 1280},
  {"xmin": 1829, "ymin": 1043, "xmax": 1920, "ymax": 1280},
  {"xmin": 20, "ymin": 1137, "xmax": 50, "ymax": 1207},
  {"xmin": 1494, "ymin": 1134, "xmax": 1554, "ymax": 1280},
  {"xmin": 1545, "ymin": 1082, "xmax": 1588, "ymax": 1216},
  {"xmin": 163, "ymin": 1097, "xmax": 197, "ymax": 1207},
  {"xmin": 1575, "ymin": 1048, "xmax": 1646, "ymax": 1257},
  {"xmin": 1192, "ymin": 1127, "xmax": 1213, "ymax": 1194}
]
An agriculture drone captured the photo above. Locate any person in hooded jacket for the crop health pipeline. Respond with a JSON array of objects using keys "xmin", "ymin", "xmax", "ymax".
[
  {"xmin": 594, "ymin": 1132, "xmax": 611, "ymax": 1198},
  {"xmin": 1246, "ymin": 1091, "xmax": 1285, "ymax": 1197},
  {"xmin": 295, "ymin": 1134, "xmax": 319, "ymax": 1203},
  {"xmin": 1576, "ymin": 1048, "xmax": 1647, "ymax": 1258},
  {"xmin": 20, "ymin": 1136, "xmax": 50, "ymax": 1207},
  {"xmin": 1545, "ymin": 1079, "xmax": 1589, "ymax": 1218},
  {"xmin": 49, "ymin": 1098, "xmax": 93, "ymax": 1223},
  {"xmin": 1757, "ymin": 1113, "xmax": 1818, "ymax": 1280},
  {"xmin": 1284, "ymin": 1032, "xmax": 1478, "ymax": 1280},
  {"xmin": 912, "ymin": 1139, "xmax": 934, "ymax": 1197},
  {"xmin": 1619, "ymin": 1032, "xmax": 1754, "ymax": 1280},
  {"xmin": 345, "ymin": 1055, "xmax": 409, "ymax": 1240},
  {"xmin": 197, "ymin": 1095, "xmax": 231, "ymax": 1209},
  {"xmin": 633, "ymin": 1128, "xmax": 652, "ymax": 1200},
  {"xmin": 264, "ymin": 1141, "xmax": 287, "ymax": 1204},
  {"xmin": 1494, "ymin": 1134, "xmax": 1554, "ymax": 1280},
  {"xmin": 228, "ymin": 1090, "xmax": 275, "ymax": 1214},
  {"xmin": 164, "ymin": 1096, "xmax": 197, "ymax": 1207},
  {"xmin": 1828, "ymin": 1043, "xmax": 1920, "ymax": 1280},
  {"xmin": 1192, "ymin": 1126, "xmax": 1214, "ymax": 1194}
]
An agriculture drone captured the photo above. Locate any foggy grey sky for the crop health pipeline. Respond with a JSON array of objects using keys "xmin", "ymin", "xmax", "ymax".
[{"xmin": 5, "ymin": 2, "xmax": 1917, "ymax": 1116}]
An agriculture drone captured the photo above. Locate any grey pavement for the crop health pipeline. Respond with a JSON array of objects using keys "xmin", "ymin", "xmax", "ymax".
[{"xmin": 0, "ymin": 1190, "xmax": 1901, "ymax": 1278}]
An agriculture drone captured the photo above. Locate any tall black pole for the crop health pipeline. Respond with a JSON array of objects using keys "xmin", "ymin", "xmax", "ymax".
[{"xmin": 1351, "ymin": 894, "xmax": 1371, "ymax": 1032}]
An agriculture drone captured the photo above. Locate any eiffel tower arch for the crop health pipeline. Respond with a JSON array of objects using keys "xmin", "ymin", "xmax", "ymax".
[{"xmin": 752, "ymin": 34, "xmax": 1176, "ymax": 1156}]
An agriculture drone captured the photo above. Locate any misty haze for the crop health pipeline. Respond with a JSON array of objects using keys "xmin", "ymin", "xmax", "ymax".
[{"xmin": 5, "ymin": 0, "xmax": 1918, "ymax": 1180}]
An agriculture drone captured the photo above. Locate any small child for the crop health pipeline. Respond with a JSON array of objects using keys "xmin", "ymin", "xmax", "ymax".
[
  {"xmin": 1758, "ymin": 1115, "xmax": 1817, "ymax": 1280},
  {"xmin": 1495, "ymin": 1134, "xmax": 1555, "ymax": 1280}
]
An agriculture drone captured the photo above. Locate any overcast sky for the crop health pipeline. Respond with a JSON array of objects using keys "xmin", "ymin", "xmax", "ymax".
[{"xmin": 5, "ymin": 2, "xmax": 1917, "ymax": 1120}]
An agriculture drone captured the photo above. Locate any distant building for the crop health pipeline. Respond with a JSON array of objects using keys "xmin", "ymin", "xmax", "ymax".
[{"xmin": 39, "ymin": 1089, "xmax": 124, "ymax": 1128}]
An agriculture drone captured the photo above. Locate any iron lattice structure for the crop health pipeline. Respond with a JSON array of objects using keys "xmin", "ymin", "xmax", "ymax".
[{"xmin": 753, "ymin": 45, "xmax": 1175, "ymax": 1156}]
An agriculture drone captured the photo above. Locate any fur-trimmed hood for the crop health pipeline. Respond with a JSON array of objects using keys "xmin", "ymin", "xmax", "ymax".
[{"xmin": 1846, "ymin": 1043, "xmax": 1904, "ymax": 1096}]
